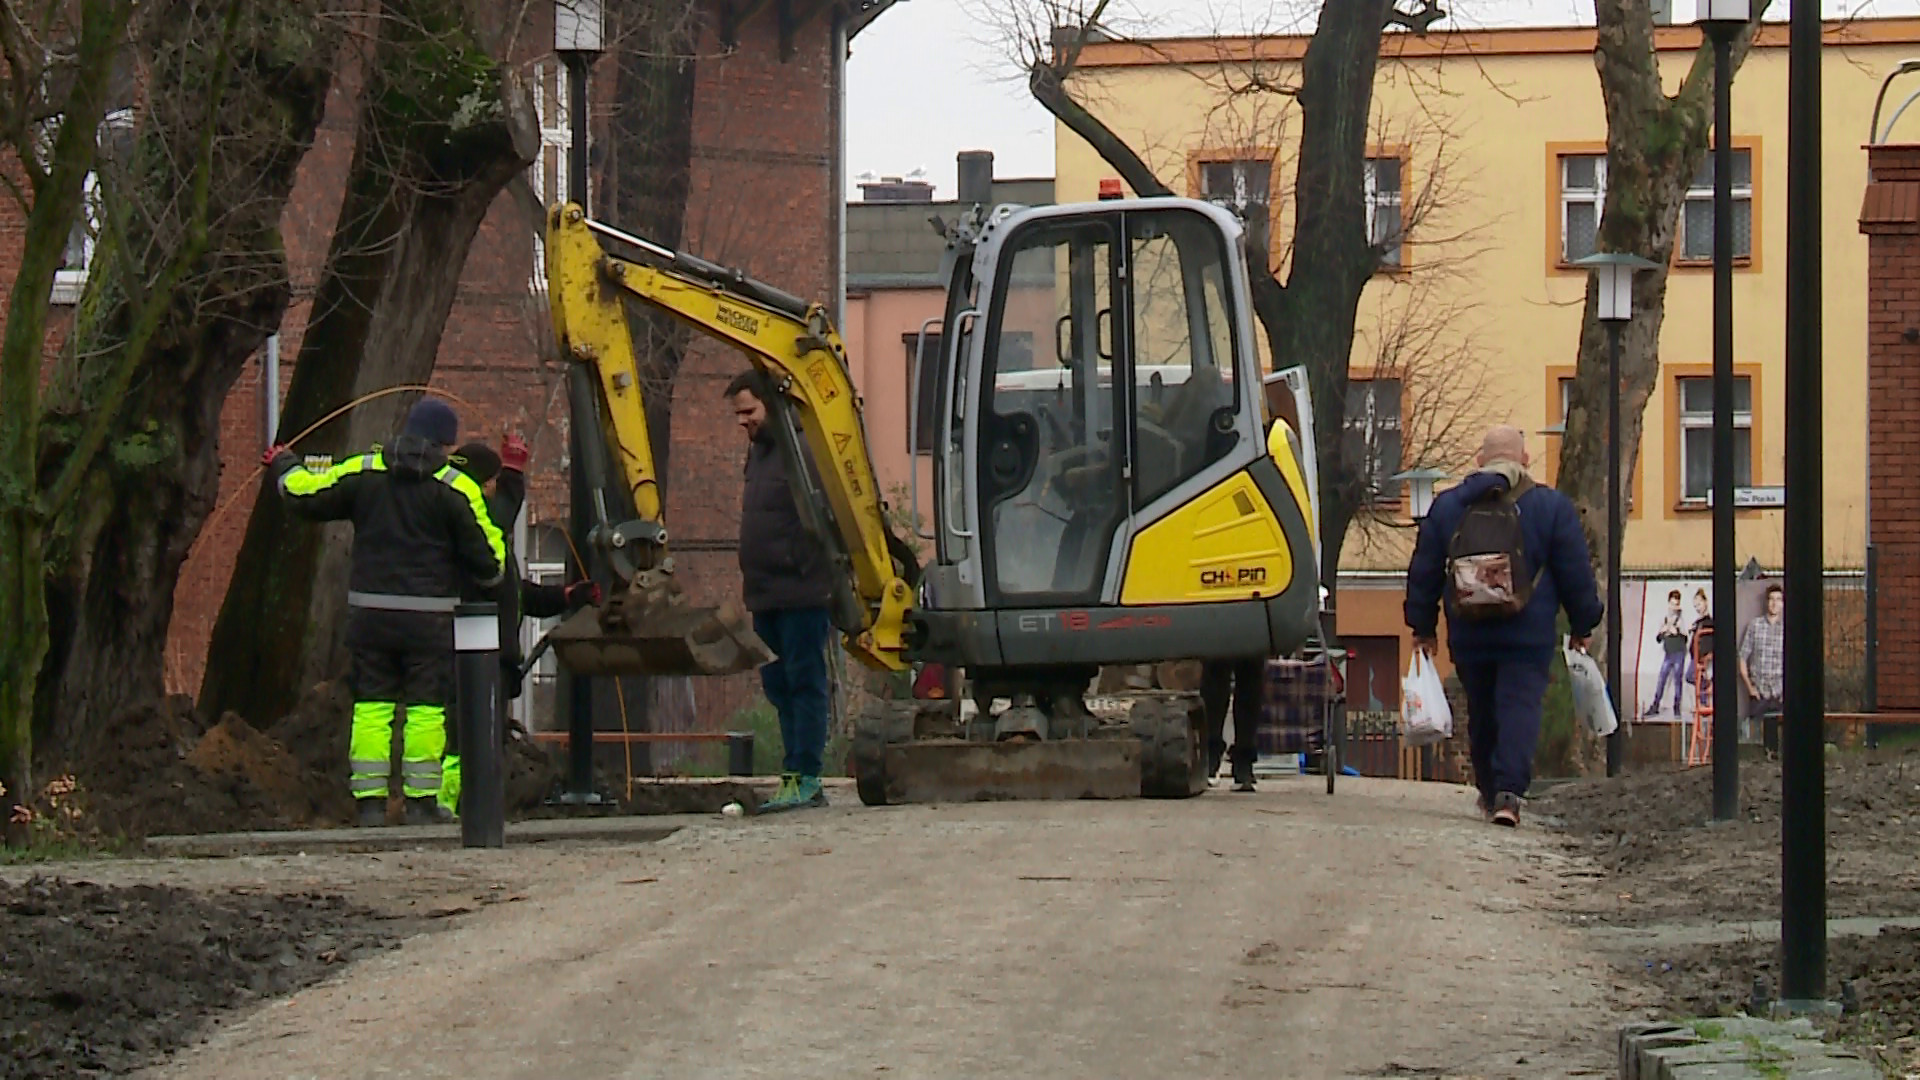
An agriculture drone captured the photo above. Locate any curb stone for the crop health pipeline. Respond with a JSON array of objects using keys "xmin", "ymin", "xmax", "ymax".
[{"xmin": 1620, "ymin": 1018, "xmax": 1878, "ymax": 1079}]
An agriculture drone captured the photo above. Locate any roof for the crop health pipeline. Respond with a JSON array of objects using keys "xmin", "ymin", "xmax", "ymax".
[
  {"xmin": 1070, "ymin": 16, "xmax": 1920, "ymax": 68},
  {"xmin": 847, "ymin": 177, "xmax": 1055, "ymax": 290}
]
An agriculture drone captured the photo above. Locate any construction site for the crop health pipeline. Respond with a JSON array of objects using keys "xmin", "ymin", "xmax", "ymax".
[{"xmin": 7, "ymin": 0, "xmax": 1920, "ymax": 1076}]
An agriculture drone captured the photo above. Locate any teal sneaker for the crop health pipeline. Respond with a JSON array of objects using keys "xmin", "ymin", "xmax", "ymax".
[{"xmin": 793, "ymin": 776, "xmax": 828, "ymax": 808}]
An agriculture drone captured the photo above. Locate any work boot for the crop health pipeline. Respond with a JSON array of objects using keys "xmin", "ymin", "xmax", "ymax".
[
  {"xmin": 1231, "ymin": 757, "xmax": 1256, "ymax": 793},
  {"xmin": 404, "ymin": 796, "xmax": 440, "ymax": 826},
  {"xmin": 1475, "ymin": 791, "xmax": 1494, "ymax": 822},
  {"xmin": 356, "ymin": 798, "xmax": 387, "ymax": 828},
  {"xmin": 1491, "ymin": 792, "xmax": 1522, "ymax": 828}
]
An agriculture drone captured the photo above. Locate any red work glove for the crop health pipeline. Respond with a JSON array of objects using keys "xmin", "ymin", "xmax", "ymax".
[
  {"xmin": 500, "ymin": 433, "xmax": 531, "ymax": 473},
  {"xmin": 262, "ymin": 443, "xmax": 292, "ymax": 467},
  {"xmin": 564, "ymin": 581, "xmax": 602, "ymax": 608}
]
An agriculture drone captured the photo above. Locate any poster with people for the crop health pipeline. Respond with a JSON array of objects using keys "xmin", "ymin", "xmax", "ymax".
[{"xmin": 1625, "ymin": 579, "xmax": 1715, "ymax": 724}]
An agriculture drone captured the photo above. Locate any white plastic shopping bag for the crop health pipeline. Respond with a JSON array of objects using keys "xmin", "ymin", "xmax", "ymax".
[
  {"xmin": 1563, "ymin": 637, "xmax": 1619, "ymax": 738},
  {"xmin": 1401, "ymin": 650, "xmax": 1453, "ymax": 747}
]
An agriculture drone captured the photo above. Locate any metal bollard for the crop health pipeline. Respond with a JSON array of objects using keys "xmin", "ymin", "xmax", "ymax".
[
  {"xmin": 454, "ymin": 602, "xmax": 505, "ymax": 849},
  {"xmin": 726, "ymin": 731, "xmax": 754, "ymax": 777}
]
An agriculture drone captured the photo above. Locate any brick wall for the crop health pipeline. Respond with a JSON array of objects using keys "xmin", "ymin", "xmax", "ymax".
[
  {"xmin": 1861, "ymin": 143, "xmax": 1920, "ymax": 710},
  {"xmin": 157, "ymin": 4, "xmax": 841, "ymax": 734}
]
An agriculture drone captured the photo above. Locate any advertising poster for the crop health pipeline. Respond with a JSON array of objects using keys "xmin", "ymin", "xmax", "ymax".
[{"xmin": 1627, "ymin": 578, "xmax": 1716, "ymax": 724}]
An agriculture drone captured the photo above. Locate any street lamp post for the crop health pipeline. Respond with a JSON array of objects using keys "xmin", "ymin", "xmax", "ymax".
[
  {"xmin": 1575, "ymin": 252, "xmax": 1658, "ymax": 779},
  {"xmin": 556, "ymin": 0, "xmax": 604, "ymax": 805},
  {"xmin": 1698, "ymin": 0, "xmax": 1748, "ymax": 824}
]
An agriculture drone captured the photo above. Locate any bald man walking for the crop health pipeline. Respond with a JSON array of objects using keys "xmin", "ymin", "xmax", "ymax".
[{"xmin": 1404, "ymin": 426, "xmax": 1603, "ymax": 827}]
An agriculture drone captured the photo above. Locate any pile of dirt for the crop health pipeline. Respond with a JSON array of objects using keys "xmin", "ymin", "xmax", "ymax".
[
  {"xmin": 0, "ymin": 877, "xmax": 406, "ymax": 1078},
  {"xmin": 68, "ymin": 685, "xmax": 358, "ymax": 839},
  {"xmin": 1639, "ymin": 927, "xmax": 1920, "ymax": 1048},
  {"xmin": 1536, "ymin": 747, "xmax": 1920, "ymax": 925}
]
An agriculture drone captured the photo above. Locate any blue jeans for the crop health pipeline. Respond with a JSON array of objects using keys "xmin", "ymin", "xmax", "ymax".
[
  {"xmin": 1454, "ymin": 657, "xmax": 1552, "ymax": 799},
  {"xmin": 1649, "ymin": 651, "xmax": 1687, "ymax": 714},
  {"xmin": 753, "ymin": 607, "xmax": 832, "ymax": 777}
]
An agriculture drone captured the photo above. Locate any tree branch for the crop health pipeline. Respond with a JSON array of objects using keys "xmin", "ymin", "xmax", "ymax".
[
  {"xmin": 1027, "ymin": 55, "xmax": 1169, "ymax": 198},
  {"xmin": 43, "ymin": 0, "xmax": 246, "ymax": 514}
]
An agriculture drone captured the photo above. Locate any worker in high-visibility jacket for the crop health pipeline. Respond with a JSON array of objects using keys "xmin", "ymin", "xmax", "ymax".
[
  {"xmin": 266, "ymin": 398, "xmax": 506, "ymax": 827},
  {"xmin": 437, "ymin": 436, "xmax": 597, "ymax": 820}
]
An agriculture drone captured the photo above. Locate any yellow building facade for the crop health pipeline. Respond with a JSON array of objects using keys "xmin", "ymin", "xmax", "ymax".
[{"xmin": 1055, "ymin": 19, "xmax": 1915, "ymax": 591}]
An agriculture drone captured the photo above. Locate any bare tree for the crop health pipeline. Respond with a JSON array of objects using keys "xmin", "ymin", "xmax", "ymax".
[
  {"xmin": 0, "ymin": 0, "xmax": 261, "ymax": 840},
  {"xmin": 1557, "ymin": 0, "xmax": 1770, "ymax": 570},
  {"xmin": 34, "ymin": 0, "xmax": 343, "ymax": 761},
  {"xmin": 202, "ymin": 0, "xmax": 541, "ymax": 727}
]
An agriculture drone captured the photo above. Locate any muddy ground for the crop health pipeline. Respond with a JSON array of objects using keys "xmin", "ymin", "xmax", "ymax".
[{"xmin": 1537, "ymin": 744, "xmax": 1920, "ymax": 1063}]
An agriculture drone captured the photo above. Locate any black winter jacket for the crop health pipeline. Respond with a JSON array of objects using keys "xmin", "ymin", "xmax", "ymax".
[
  {"xmin": 272, "ymin": 435, "xmax": 506, "ymax": 605},
  {"xmin": 738, "ymin": 430, "xmax": 836, "ymax": 613}
]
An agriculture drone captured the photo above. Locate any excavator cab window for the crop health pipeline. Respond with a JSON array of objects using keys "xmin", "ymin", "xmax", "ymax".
[{"xmin": 978, "ymin": 215, "xmax": 1123, "ymax": 605}]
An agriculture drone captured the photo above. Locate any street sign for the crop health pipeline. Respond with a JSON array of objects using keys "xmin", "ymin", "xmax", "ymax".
[{"xmin": 1705, "ymin": 486, "xmax": 1786, "ymax": 509}]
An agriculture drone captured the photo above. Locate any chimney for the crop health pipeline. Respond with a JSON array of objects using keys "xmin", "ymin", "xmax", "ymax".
[
  {"xmin": 957, "ymin": 150, "xmax": 995, "ymax": 206},
  {"xmin": 859, "ymin": 176, "xmax": 935, "ymax": 203}
]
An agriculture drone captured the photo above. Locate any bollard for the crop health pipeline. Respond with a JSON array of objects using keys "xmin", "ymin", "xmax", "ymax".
[
  {"xmin": 726, "ymin": 731, "xmax": 754, "ymax": 777},
  {"xmin": 454, "ymin": 602, "xmax": 505, "ymax": 849}
]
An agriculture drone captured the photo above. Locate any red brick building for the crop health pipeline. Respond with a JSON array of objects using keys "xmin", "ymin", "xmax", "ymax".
[
  {"xmin": 1861, "ymin": 142, "xmax": 1920, "ymax": 711},
  {"xmin": 127, "ymin": 1, "xmax": 899, "ymax": 731}
]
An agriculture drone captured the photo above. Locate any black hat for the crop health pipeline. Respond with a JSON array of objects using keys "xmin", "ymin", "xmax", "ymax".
[{"xmin": 450, "ymin": 442, "xmax": 501, "ymax": 485}]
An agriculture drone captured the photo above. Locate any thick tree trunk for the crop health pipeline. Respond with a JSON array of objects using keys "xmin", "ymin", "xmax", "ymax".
[
  {"xmin": 1276, "ymin": 0, "xmax": 1395, "ymax": 591},
  {"xmin": 200, "ymin": 4, "xmax": 539, "ymax": 726},
  {"xmin": 0, "ymin": 0, "xmax": 137, "ymax": 841},
  {"xmin": 1557, "ymin": 0, "xmax": 1768, "ymax": 576},
  {"xmin": 34, "ymin": 1, "xmax": 339, "ymax": 757}
]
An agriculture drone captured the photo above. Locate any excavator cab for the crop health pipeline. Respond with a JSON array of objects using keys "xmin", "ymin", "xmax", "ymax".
[{"xmin": 910, "ymin": 198, "xmax": 1319, "ymax": 678}]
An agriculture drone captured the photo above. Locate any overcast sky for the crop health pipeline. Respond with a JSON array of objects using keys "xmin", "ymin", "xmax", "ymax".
[{"xmin": 845, "ymin": 0, "xmax": 1920, "ymax": 199}]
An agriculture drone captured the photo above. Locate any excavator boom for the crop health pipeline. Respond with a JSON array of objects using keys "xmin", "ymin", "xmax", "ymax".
[{"xmin": 544, "ymin": 205, "xmax": 914, "ymax": 675}]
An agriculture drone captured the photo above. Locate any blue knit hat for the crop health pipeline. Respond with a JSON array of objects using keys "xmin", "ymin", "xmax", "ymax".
[{"xmin": 404, "ymin": 397, "xmax": 459, "ymax": 446}]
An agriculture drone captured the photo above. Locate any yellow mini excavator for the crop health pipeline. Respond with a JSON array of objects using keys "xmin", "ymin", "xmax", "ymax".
[{"xmin": 541, "ymin": 195, "xmax": 1321, "ymax": 804}]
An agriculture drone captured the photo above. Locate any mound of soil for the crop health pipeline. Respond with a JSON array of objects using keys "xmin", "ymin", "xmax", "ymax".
[
  {"xmin": 1640, "ymin": 927, "xmax": 1920, "ymax": 1050},
  {"xmin": 0, "ymin": 877, "xmax": 404, "ymax": 1078},
  {"xmin": 1536, "ymin": 747, "xmax": 1920, "ymax": 925}
]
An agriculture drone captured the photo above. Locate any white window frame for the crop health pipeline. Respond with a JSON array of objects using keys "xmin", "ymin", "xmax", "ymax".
[
  {"xmin": 1559, "ymin": 153, "xmax": 1607, "ymax": 265},
  {"xmin": 520, "ymin": 558, "xmax": 569, "ymax": 729},
  {"xmin": 1197, "ymin": 158, "xmax": 1270, "ymax": 213},
  {"xmin": 1675, "ymin": 374, "xmax": 1753, "ymax": 505},
  {"xmin": 50, "ymin": 107, "xmax": 136, "ymax": 305},
  {"xmin": 528, "ymin": 62, "xmax": 577, "ymax": 295},
  {"xmin": 1677, "ymin": 147, "xmax": 1754, "ymax": 264},
  {"xmin": 1364, "ymin": 156, "xmax": 1405, "ymax": 267}
]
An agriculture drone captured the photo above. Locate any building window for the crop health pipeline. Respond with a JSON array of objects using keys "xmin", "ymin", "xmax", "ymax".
[
  {"xmin": 1677, "ymin": 148, "xmax": 1753, "ymax": 264},
  {"xmin": 529, "ymin": 61, "xmax": 578, "ymax": 292},
  {"xmin": 1365, "ymin": 156, "xmax": 1405, "ymax": 268},
  {"xmin": 1343, "ymin": 377, "xmax": 1403, "ymax": 507},
  {"xmin": 49, "ymin": 107, "xmax": 135, "ymax": 305},
  {"xmin": 1198, "ymin": 159, "xmax": 1270, "ymax": 212},
  {"xmin": 905, "ymin": 329, "xmax": 941, "ymax": 455},
  {"xmin": 1559, "ymin": 153, "xmax": 1606, "ymax": 265},
  {"xmin": 1676, "ymin": 375, "xmax": 1752, "ymax": 504}
]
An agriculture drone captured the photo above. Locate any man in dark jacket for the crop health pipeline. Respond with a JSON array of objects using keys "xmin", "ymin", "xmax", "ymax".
[
  {"xmin": 1404, "ymin": 425, "xmax": 1603, "ymax": 827},
  {"xmin": 268, "ymin": 397, "xmax": 506, "ymax": 827},
  {"xmin": 728, "ymin": 371, "xmax": 838, "ymax": 812}
]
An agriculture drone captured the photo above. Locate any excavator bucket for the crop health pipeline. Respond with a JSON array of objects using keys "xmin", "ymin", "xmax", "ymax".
[{"xmin": 548, "ymin": 574, "xmax": 774, "ymax": 678}]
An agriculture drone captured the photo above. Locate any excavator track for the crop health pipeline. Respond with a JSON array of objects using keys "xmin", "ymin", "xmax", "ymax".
[{"xmin": 850, "ymin": 694, "xmax": 1208, "ymax": 806}]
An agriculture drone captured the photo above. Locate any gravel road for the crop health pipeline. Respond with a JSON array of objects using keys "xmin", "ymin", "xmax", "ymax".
[{"xmin": 137, "ymin": 777, "xmax": 1624, "ymax": 1079}]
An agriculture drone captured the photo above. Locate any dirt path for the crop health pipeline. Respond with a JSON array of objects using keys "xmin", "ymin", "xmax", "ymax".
[{"xmin": 126, "ymin": 777, "xmax": 1622, "ymax": 1079}]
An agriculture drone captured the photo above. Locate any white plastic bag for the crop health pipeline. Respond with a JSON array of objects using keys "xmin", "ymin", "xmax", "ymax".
[
  {"xmin": 1563, "ymin": 638, "xmax": 1619, "ymax": 738},
  {"xmin": 1401, "ymin": 650, "xmax": 1453, "ymax": 747}
]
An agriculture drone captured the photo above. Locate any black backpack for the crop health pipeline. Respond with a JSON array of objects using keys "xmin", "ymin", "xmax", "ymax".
[{"xmin": 1445, "ymin": 476, "xmax": 1542, "ymax": 621}]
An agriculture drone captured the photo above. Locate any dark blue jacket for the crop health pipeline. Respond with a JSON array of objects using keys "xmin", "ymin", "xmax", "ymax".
[{"xmin": 1403, "ymin": 470, "xmax": 1604, "ymax": 665}]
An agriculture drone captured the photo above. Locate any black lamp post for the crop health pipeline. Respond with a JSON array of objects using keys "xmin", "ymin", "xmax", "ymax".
[
  {"xmin": 1697, "ymin": 0, "xmax": 1747, "ymax": 825},
  {"xmin": 1574, "ymin": 251, "xmax": 1658, "ymax": 779},
  {"xmin": 556, "ymin": 0, "xmax": 604, "ymax": 805},
  {"xmin": 1780, "ymin": 0, "xmax": 1827, "ymax": 1011}
]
